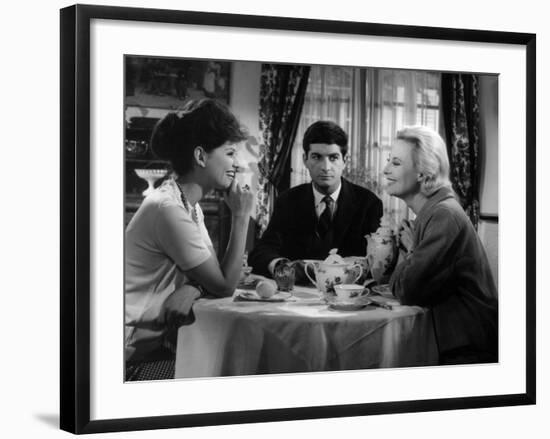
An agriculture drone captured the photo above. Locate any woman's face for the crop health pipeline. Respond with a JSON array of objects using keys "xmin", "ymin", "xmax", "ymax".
[
  {"xmin": 203, "ymin": 142, "xmax": 241, "ymax": 190},
  {"xmin": 383, "ymin": 139, "xmax": 421, "ymax": 199}
]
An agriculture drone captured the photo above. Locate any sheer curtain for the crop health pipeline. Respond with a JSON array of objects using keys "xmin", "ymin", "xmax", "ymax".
[
  {"xmin": 360, "ymin": 69, "xmax": 441, "ymax": 229},
  {"xmin": 290, "ymin": 66, "xmax": 356, "ymax": 187},
  {"xmin": 291, "ymin": 67, "xmax": 441, "ymax": 230}
]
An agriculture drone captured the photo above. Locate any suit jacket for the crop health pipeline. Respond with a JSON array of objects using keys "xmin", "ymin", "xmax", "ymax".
[
  {"xmin": 389, "ymin": 187, "xmax": 498, "ymax": 361},
  {"xmin": 249, "ymin": 178, "xmax": 383, "ymax": 277}
]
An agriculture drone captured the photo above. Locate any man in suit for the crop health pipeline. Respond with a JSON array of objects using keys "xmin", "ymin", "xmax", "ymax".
[{"xmin": 249, "ymin": 121, "xmax": 383, "ymax": 282}]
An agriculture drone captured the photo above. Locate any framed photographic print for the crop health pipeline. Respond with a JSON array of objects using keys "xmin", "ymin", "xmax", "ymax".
[{"xmin": 60, "ymin": 4, "xmax": 536, "ymax": 434}]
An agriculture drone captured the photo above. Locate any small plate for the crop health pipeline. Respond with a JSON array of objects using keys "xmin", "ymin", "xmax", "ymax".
[
  {"xmin": 237, "ymin": 277, "xmax": 260, "ymax": 289},
  {"xmin": 328, "ymin": 300, "xmax": 371, "ymax": 311},
  {"xmin": 235, "ymin": 290, "xmax": 292, "ymax": 302}
]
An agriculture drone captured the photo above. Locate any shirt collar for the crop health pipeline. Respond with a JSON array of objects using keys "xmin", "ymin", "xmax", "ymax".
[
  {"xmin": 415, "ymin": 185, "xmax": 456, "ymax": 223},
  {"xmin": 312, "ymin": 181, "xmax": 342, "ymax": 207}
]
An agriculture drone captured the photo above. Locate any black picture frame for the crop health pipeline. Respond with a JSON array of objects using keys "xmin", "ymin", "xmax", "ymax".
[{"xmin": 60, "ymin": 4, "xmax": 536, "ymax": 434}]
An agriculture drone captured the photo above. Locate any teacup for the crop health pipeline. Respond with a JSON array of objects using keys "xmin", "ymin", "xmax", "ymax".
[
  {"xmin": 330, "ymin": 284, "xmax": 370, "ymax": 305},
  {"xmin": 273, "ymin": 261, "xmax": 296, "ymax": 292}
]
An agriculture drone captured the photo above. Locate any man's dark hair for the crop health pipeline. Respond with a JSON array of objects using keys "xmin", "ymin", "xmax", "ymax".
[{"xmin": 302, "ymin": 121, "xmax": 348, "ymax": 157}]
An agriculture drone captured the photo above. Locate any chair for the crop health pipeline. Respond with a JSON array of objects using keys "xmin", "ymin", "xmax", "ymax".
[
  {"xmin": 125, "ymin": 346, "xmax": 175, "ymax": 381},
  {"xmin": 477, "ymin": 218, "xmax": 498, "ymax": 289}
]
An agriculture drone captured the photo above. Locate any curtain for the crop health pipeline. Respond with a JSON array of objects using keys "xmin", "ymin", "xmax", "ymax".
[
  {"xmin": 441, "ymin": 73, "xmax": 480, "ymax": 228},
  {"xmin": 291, "ymin": 67, "xmax": 441, "ymax": 231},
  {"xmin": 256, "ymin": 64, "xmax": 310, "ymax": 236},
  {"xmin": 357, "ymin": 69, "xmax": 441, "ymax": 229}
]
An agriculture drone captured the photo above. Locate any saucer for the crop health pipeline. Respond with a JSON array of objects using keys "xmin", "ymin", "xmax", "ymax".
[
  {"xmin": 235, "ymin": 290, "xmax": 292, "ymax": 302},
  {"xmin": 237, "ymin": 277, "xmax": 260, "ymax": 289},
  {"xmin": 328, "ymin": 300, "xmax": 371, "ymax": 311},
  {"xmin": 237, "ymin": 274, "xmax": 267, "ymax": 289}
]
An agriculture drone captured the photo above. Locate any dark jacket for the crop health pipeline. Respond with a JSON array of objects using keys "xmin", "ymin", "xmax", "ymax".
[
  {"xmin": 249, "ymin": 178, "xmax": 383, "ymax": 277},
  {"xmin": 389, "ymin": 187, "xmax": 498, "ymax": 361}
]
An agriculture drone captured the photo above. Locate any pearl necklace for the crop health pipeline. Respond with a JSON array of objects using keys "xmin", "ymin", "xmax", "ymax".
[{"xmin": 176, "ymin": 182, "xmax": 199, "ymax": 224}]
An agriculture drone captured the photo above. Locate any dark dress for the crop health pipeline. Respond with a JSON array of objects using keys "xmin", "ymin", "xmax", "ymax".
[{"xmin": 389, "ymin": 187, "xmax": 498, "ymax": 364}]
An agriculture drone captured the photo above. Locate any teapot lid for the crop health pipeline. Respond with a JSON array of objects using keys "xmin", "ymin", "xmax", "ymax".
[{"xmin": 323, "ymin": 248, "xmax": 346, "ymax": 265}]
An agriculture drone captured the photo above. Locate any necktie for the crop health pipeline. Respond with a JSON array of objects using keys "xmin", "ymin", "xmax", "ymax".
[{"xmin": 318, "ymin": 195, "xmax": 334, "ymax": 237}]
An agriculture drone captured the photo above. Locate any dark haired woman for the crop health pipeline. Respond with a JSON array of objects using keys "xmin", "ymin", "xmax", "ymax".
[{"xmin": 125, "ymin": 99, "xmax": 254, "ymax": 378}]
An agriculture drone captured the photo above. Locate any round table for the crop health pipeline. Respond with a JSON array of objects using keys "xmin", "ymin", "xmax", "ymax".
[{"xmin": 175, "ymin": 286, "xmax": 438, "ymax": 378}]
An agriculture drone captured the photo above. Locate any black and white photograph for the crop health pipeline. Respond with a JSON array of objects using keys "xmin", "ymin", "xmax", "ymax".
[
  {"xmin": 124, "ymin": 56, "xmax": 499, "ymax": 381},
  {"xmin": 51, "ymin": 2, "xmax": 539, "ymax": 436}
]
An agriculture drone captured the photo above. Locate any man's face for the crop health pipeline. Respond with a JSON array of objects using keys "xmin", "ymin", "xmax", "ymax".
[{"xmin": 303, "ymin": 143, "xmax": 346, "ymax": 194}]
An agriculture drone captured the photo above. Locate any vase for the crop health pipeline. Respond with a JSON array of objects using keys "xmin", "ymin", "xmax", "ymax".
[
  {"xmin": 134, "ymin": 169, "xmax": 167, "ymax": 197},
  {"xmin": 365, "ymin": 233, "xmax": 397, "ymax": 284}
]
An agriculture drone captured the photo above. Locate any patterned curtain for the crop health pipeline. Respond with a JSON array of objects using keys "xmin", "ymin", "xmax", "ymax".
[
  {"xmin": 256, "ymin": 64, "xmax": 310, "ymax": 236},
  {"xmin": 441, "ymin": 74, "xmax": 481, "ymax": 228}
]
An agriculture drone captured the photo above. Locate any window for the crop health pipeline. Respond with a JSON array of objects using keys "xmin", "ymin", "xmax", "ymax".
[
  {"xmin": 291, "ymin": 66, "xmax": 441, "ymax": 227},
  {"xmin": 290, "ymin": 66, "xmax": 356, "ymax": 187}
]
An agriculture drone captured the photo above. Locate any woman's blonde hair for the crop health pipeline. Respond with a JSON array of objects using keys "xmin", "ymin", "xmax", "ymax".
[{"xmin": 396, "ymin": 125, "xmax": 452, "ymax": 196}]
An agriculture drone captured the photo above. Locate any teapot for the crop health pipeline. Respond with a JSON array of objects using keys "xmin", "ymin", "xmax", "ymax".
[
  {"xmin": 304, "ymin": 250, "xmax": 363, "ymax": 296},
  {"xmin": 365, "ymin": 222, "xmax": 397, "ymax": 284}
]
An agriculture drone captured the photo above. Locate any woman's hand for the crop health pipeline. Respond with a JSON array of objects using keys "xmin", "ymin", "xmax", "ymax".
[
  {"xmin": 398, "ymin": 219, "xmax": 415, "ymax": 255},
  {"xmin": 156, "ymin": 284, "xmax": 201, "ymax": 331},
  {"xmin": 224, "ymin": 178, "xmax": 255, "ymax": 218}
]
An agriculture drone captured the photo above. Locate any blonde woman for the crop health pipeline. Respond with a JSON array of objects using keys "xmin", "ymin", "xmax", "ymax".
[{"xmin": 383, "ymin": 125, "xmax": 497, "ymax": 365}]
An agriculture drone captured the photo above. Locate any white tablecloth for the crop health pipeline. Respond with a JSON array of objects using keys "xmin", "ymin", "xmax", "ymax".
[{"xmin": 175, "ymin": 287, "xmax": 438, "ymax": 378}]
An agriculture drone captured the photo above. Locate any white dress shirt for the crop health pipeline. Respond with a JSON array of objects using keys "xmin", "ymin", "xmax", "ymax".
[
  {"xmin": 268, "ymin": 182, "xmax": 342, "ymax": 274},
  {"xmin": 312, "ymin": 183, "xmax": 342, "ymax": 219}
]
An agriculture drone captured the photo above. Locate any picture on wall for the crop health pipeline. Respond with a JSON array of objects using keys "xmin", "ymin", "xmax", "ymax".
[{"xmin": 125, "ymin": 56, "xmax": 230, "ymax": 109}]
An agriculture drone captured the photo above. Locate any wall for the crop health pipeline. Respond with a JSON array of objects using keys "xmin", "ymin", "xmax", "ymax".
[
  {"xmin": 230, "ymin": 62, "xmax": 262, "ymax": 140},
  {"xmin": 229, "ymin": 61, "xmax": 262, "ymax": 247},
  {"xmin": 477, "ymin": 75, "xmax": 499, "ymax": 284},
  {"xmin": 229, "ymin": 61, "xmax": 262, "ymax": 195},
  {"xmin": 479, "ymin": 75, "xmax": 499, "ymax": 216}
]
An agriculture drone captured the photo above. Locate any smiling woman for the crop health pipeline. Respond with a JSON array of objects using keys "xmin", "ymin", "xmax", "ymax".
[
  {"xmin": 385, "ymin": 126, "xmax": 498, "ymax": 365},
  {"xmin": 124, "ymin": 98, "xmax": 255, "ymax": 379}
]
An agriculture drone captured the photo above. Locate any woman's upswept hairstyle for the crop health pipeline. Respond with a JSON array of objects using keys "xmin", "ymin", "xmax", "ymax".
[
  {"xmin": 150, "ymin": 98, "xmax": 248, "ymax": 175},
  {"xmin": 396, "ymin": 125, "xmax": 452, "ymax": 196}
]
